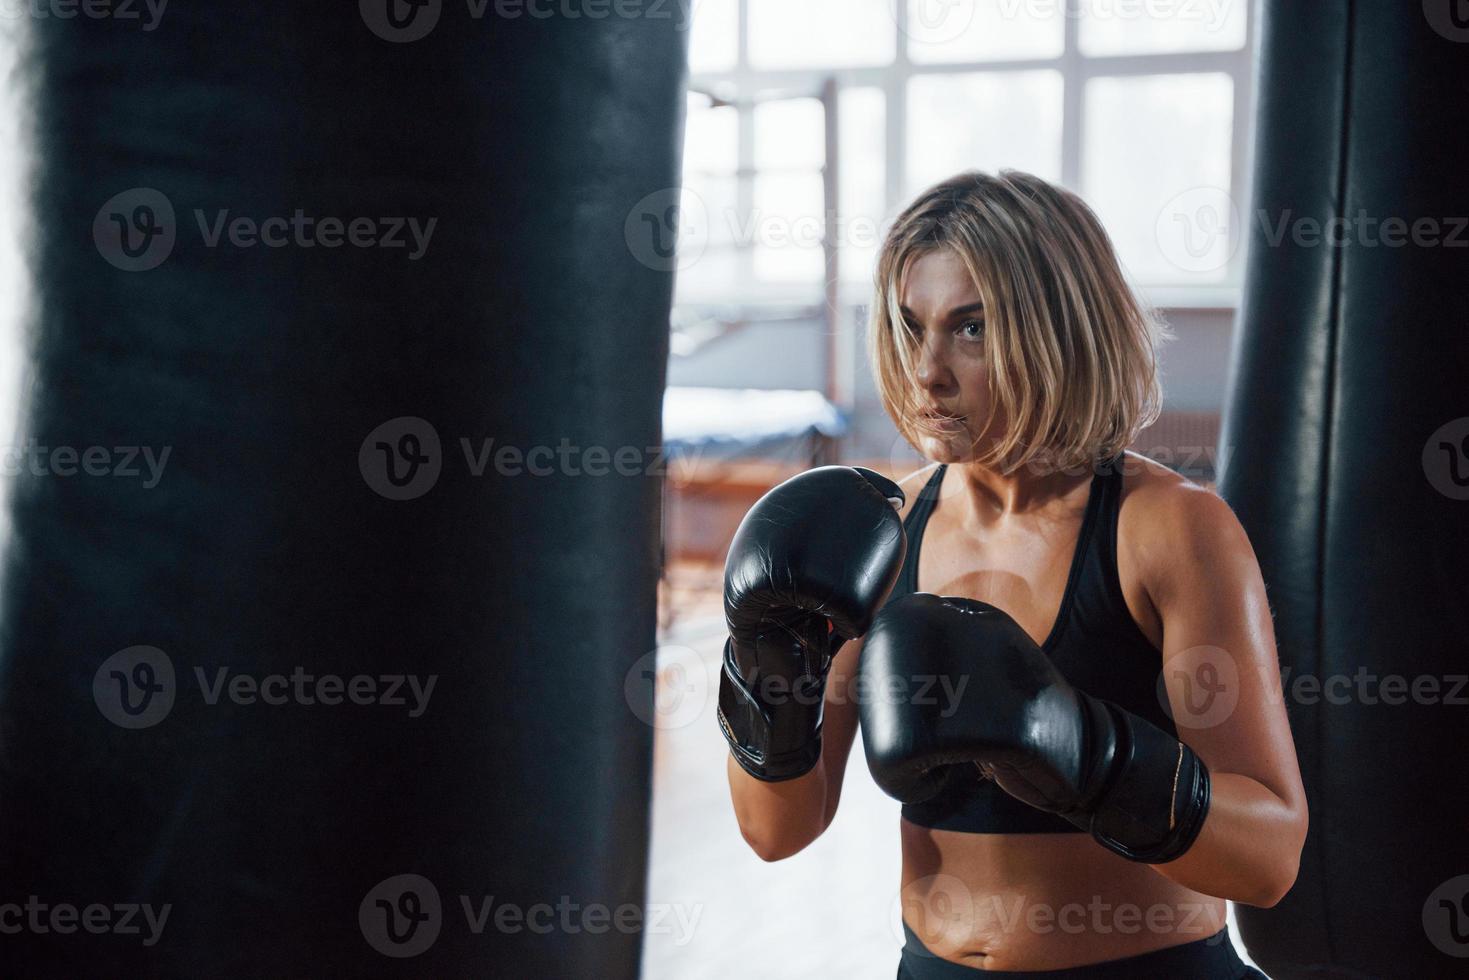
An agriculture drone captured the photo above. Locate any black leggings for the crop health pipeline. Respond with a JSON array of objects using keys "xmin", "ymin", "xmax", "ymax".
[{"xmin": 897, "ymin": 919, "xmax": 1268, "ymax": 979}]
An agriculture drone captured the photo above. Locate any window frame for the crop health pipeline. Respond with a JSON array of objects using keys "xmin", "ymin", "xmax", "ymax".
[{"xmin": 682, "ymin": 0, "xmax": 1255, "ymax": 309}]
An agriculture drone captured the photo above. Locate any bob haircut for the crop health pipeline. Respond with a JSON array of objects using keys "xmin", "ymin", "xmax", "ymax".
[{"xmin": 869, "ymin": 169, "xmax": 1167, "ymax": 475}]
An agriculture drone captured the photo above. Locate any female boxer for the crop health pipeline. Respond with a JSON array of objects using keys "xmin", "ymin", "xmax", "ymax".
[{"xmin": 718, "ymin": 170, "xmax": 1305, "ymax": 978}]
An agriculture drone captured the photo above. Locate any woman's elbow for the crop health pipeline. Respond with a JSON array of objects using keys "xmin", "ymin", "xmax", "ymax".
[
  {"xmin": 1244, "ymin": 856, "xmax": 1299, "ymax": 908},
  {"xmin": 734, "ymin": 800, "xmax": 832, "ymax": 862},
  {"xmin": 1245, "ymin": 806, "xmax": 1309, "ymax": 908},
  {"xmin": 727, "ymin": 757, "xmax": 834, "ymax": 861},
  {"xmin": 739, "ymin": 823, "xmax": 815, "ymax": 863}
]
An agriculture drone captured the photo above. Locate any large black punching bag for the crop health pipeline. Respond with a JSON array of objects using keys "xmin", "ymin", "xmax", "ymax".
[
  {"xmin": 1219, "ymin": 2, "xmax": 1469, "ymax": 976},
  {"xmin": 0, "ymin": 4, "xmax": 683, "ymax": 976}
]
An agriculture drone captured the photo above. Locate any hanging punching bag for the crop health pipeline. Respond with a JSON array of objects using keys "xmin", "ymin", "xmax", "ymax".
[
  {"xmin": 1219, "ymin": 1, "xmax": 1469, "ymax": 976},
  {"xmin": 0, "ymin": 4, "xmax": 683, "ymax": 976}
]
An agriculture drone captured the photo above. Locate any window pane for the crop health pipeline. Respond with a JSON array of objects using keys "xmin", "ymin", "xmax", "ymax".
[
  {"xmin": 1078, "ymin": 0, "xmax": 1246, "ymax": 56},
  {"xmin": 688, "ymin": 0, "xmax": 738, "ymax": 72},
  {"xmin": 749, "ymin": 0, "xmax": 897, "ymax": 69},
  {"xmin": 1081, "ymin": 73, "xmax": 1235, "ymax": 283},
  {"xmin": 673, "ymin": 247, "xmax": 742, "ymax": 302},
  {"xmin": 682, "ymin": 95, "xmax": 738, "ymax": 176},
  {"xmin": 907, "ymin": 0, "xmax": 1064, "ymax": 64},
  {"xmin": 906, "ymin": 71, "xmax": 1062, "ymax": 197},
  {"xmin": 839, "ymin": 88, "xmax": 886, "ymax": 283},
  {"xmin": 673, "ymin": 175, "xmax": 740, "ymax": 301},
  {"xmin": 753, "ymin": 172, "xmax": 825, "ymax": 283},
  {"xmin": 753, "ymin": 99, "xmax": 827, "ymax": 282},
  {"xmin": 679, "ymin": 96, "xmax": 739, "ymax": 301},
  {"xmin": 754, "ymin": 98, "xmax": 825, "ymax": 172}
]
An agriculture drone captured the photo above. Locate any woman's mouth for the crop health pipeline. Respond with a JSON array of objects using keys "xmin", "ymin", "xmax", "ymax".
[{"xmin": 923, "ymin": 411, "xmax": 967, "ymax": 431}]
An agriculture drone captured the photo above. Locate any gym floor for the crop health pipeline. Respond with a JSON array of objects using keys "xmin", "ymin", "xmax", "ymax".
[{"xmin": 647, "ymin": 560, "xmax": 905, "ymax": 978}]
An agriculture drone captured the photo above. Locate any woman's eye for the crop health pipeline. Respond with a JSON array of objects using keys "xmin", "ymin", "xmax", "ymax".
[{"xmin": 958, "ymin": 319, "xmax": 985, "ymax": 340}]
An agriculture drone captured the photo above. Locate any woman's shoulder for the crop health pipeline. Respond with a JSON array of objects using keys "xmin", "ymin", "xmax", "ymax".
[{"xmin": 1115, "ymin": 450, "xmax": 1257, "ymax": 580}]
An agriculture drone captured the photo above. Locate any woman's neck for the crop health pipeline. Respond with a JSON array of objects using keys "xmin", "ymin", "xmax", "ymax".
[{"xmin": 946, "ymin": 458, "xmax": 1093, "ymax": 528}]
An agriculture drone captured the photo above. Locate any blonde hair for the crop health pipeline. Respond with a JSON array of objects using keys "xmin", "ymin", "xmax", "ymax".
[{"xmin": 869, "ymin": 169, "xmax": 1167, "ymax": 474}]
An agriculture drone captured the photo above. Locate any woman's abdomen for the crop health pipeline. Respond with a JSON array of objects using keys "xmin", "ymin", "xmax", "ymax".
[{"xmin": 899, "ymin": 818, "xmax": 1227, "ymax": 971}]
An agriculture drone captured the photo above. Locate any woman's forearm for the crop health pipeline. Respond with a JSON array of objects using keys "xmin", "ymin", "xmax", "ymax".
[
  {"xmin": 1151, "ymin": 772, "xmax": 1307, "ymax": 906},
  {"xmin": 726, "ymin": 753, "xmax": 832, "ymax": 861}
]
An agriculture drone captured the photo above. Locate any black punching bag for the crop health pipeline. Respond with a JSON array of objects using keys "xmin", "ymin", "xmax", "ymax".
[
  {"xmin": 0, "ymin": 4, "xmax": 683, "ymax": 976},
  {"xmin": 1219, "ymin": 1, "xmax": 1469, "ymax": 976}
]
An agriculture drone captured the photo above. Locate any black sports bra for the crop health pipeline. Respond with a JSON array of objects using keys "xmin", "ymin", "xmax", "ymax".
[{"xmin": 882, "ymin": 458, "xmax": 1176, "ymax": 834}]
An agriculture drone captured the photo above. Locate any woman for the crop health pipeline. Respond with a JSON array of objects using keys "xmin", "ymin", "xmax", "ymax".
[{"xmin": 720, "ymin": 170, "xmax": 1306, "ymax": 977}]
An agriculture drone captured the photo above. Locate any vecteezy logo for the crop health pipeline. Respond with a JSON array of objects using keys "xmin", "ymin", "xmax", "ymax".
[
  {"xmin": 360, "ymin": 874, "xmax": 443, "ymax": 957},
  {"xmin": 890, "ymin": 872, "xmax": 974, "ymax": 955},
  {"xmin": 1423, "ymin": 418, "xmax": 1469, "ymax": 500},
  {"xmin": 899, "ymin": 0, "xmax": 979, "ymax": 46},
  {"xmin": 93, "ymin": 646, "xmax": 176, "ymax": 729},
  {"xmin": 93, "ymin": 188, "xmax": 177, "ymax": 272},
  {"xmin": 359, "ymin": 417, "xmax": 443, "ymax": 500},
  {"xmin": 1424, "ymin": 874, "xmax": 1469, "ymax": 956},
  {"xmin": 1424, "ymin": 0, "xmax": 1469, "ymax": 42},
  {"xmin": 1155, "ymin": 186, "xmax": 1240, "ymax": 275},
  {"xmin": 624, "ymin": 187, "xmax": 708, "ymax": 273},
  {"xmin": 360, "ymin": 0, "xmax": 442, "ymax": 42},
  {"xmin": 624, "ymin": 645, "xmax": 709, "ymax": 730},
  {"xmin": 1156, "ymin": 645, "xmax": 1239, "ymax": 730}
]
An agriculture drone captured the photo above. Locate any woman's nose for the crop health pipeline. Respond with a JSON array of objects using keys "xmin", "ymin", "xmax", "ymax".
[{"xmin": 915, "ymin": 335, "xmax": 952, "ymax": 389}]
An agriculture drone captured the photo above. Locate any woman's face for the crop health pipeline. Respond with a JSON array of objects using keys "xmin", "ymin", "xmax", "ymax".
[{"xmin": 898, "ymin": 248, "xmax": 999, "ymax": 463}]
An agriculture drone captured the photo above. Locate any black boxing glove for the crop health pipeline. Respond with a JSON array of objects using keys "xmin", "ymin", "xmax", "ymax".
[
  {"xmin": 859, "ymin": 592, "xmax": 1210, "ymax": 863},
  {"xmin": 717, "ymin": 466, "xmax": 907, "ymax": 781}
]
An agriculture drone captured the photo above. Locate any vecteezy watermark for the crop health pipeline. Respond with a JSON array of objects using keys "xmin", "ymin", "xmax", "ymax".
[
  {"xmin": 1020, "ymin": 445, "xmax": 1229, "ymax": 480},
  {"xmin": 1252, "ymin": 210, "xmax": 1469, "ymax": 250},
  {"xmin": 0, "ymin": 897, "xmax": 171, "ymax": 947},
  {"xmin": 1424, "ymin": 417, "xmax": 1469, "ymax": 500},
  {"xmin": 1154, "ymin": 646, "xmax": 1469, "ymax": 731},
  {"xmin": 1424, "ymin": 0, "xmax": 1469, "ymax": 43},
  {"xmin": 1, "ymin": 439, "xmax": 171, "ymax": 488},
  {"xmin": 0, "ymin": 0, "xmax": 168, "ymax": 30},
  {"xmin": 1127, "ymin": 444, "xmax": 1225, "ymax": 480},
  {"xmin": 1275, "ymin": 667, "xmax": 1469, "ymax": 708},
  {"xmin": 93, "ymin": 646, "xmax": 177, "ymax": 729},
  {"xmin": 93, "ymin": 188, "xmax": 176, "ymax": 272},
  {"xmin": 1156, "ymin": 187, "xmax": 1242, "ymax": 274},
  {"xmin": 891, "ymin": 874, "xmax": 1223, "ymax": 956},
  {"xmin": 624, "ymin": 645, "xmax": 711, "ymax": 730},
  {"xmin": 92, "ymin": 647, "xmax": 437, "ymax": 729},
  {"xmin": 713, "ymin": 657, "xmax": 971, "ymax": 716},
  {"xmin": 359, "ymin": 417, "xmax": 443, "ymax": 501},
  {"xmin": 360, "ymin": 875, "xmax": 442, "ymax": 958},
  {"xmin": 1424, "ymin": 874, "xmax": 1469, "ymax": 957},
  {"xmin": 900, "ymin": 0, "xmax": 980, "ymax": 46},
  {"xmin": 358, "ymin": 416, "xmax": 684, "ymax": 501},
  {"xmin": 359, "ymin": 0, "xmax": 696, "ymax": 43},
  {"xmin": 845, "ymin": 669, "xmax": 970, "ymax": 716},
  {"xmin": 1007, "ymin": 0, "xmax": 1233, "ymax": 27},
  {"xmin": 93, "ymin": 188, "xmax": 436, "ymax": 271},
  {"xmin": 896, "ymin": 0, "xmax": 1234, "ymax": 46},
  {"xmin": 624, "ymin": 187, "xmax": 707, "ymax": 274},
  {"xmin": 623, "ymin": 186, "xmax": 884, "ymax": 273},
  {"xmin": 359, "ymin": 874, "xmax": 702, "ymax": 958},
  {"xmin": 458, "ymin": 895, "xmax": 700, "ymax": 944},
  {"xmin": 1158, "ymin": 187, "xmax": 1469, "ymax": 274},
  {"xmin": 1157, "ymin": 645, "xmax": 1241, "ymax": 731}
]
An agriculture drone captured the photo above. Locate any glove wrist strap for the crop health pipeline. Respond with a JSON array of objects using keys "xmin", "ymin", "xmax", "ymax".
[
  {"xmin": 1082, "ymin": 697, "xmax": 1213, "ymax": 863},
  {"xmin": 716, "ymin": 636, "xmax": 828, "ymax": 782}
]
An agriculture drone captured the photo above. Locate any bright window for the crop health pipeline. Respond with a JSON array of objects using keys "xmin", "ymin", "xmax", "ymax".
[{"xmin": 682, "ymin": 0, "xmax": 1251, "ymax": 301}]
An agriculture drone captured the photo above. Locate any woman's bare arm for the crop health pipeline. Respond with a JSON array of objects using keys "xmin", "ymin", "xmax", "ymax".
[
  {"xmin": 1133, "ymin": 481, "xmax": 1308, "ymax": 905},
  {"xmin": 725, "ymin": 463, "xmax": 932, "ymax": 860},
  {"xmin": 725, "ymin": 634, "xmax": 865, "ymax": 861}
]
